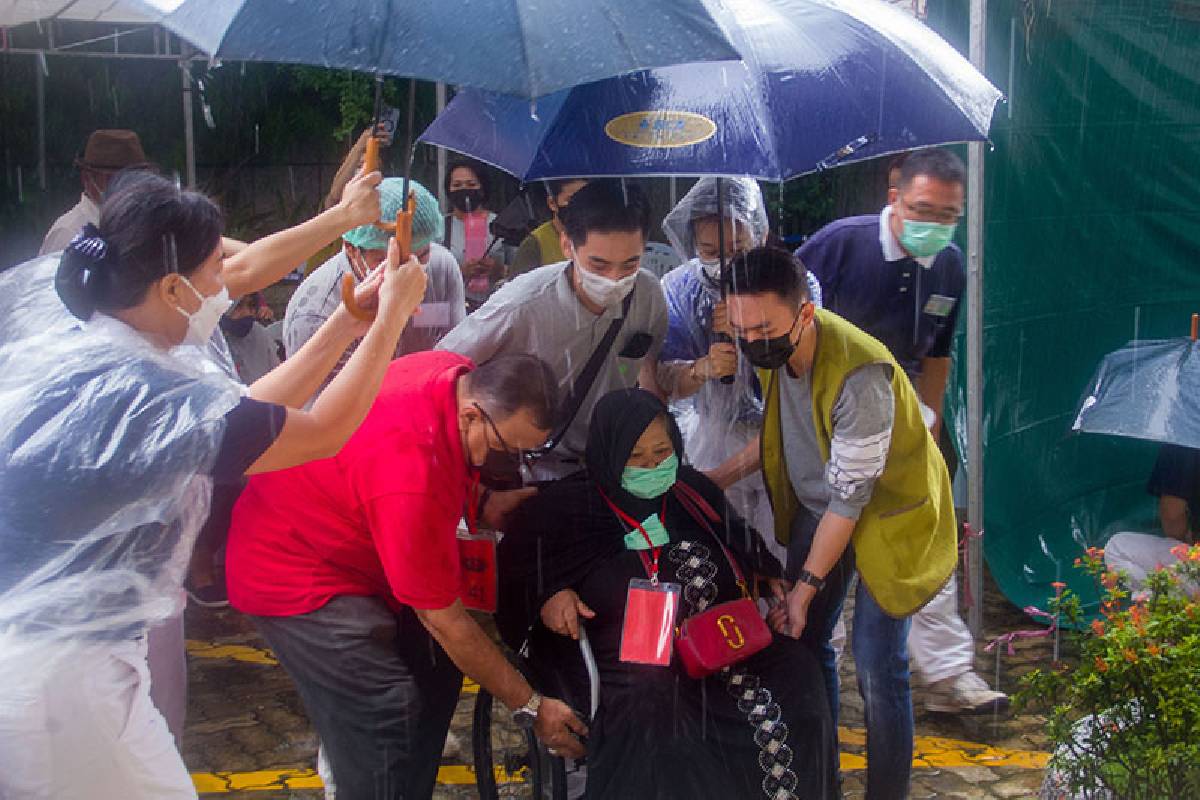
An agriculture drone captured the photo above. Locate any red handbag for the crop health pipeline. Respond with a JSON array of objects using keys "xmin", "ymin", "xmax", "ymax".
[{"xmin": 671, "ymin": 483, "xmax": 772, "ymax": 678}]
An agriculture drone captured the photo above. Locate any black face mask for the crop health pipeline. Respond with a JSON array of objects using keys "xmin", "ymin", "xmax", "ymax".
[
  {"xmin": 736, "ymin": 307, "xmax": 803, "ymax": 370},
  {"xmin": 473, "ymin": 405, "xmax": 525, "ymax": 490},
  {"xmin": 478, "ymin": 446, "xmax": 524, "ymax": 490},
  {"xmin": 220, "ymin": 315, "xmax": 255, "ymax": 339},
  {"xmin": 449, "ymin": 188, "xmax": 485, "ymax": 214}
]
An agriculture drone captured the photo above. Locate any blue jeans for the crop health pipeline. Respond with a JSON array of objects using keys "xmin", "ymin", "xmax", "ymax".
[{"xmin": 787, "ymin": 511, "xmax": 914, "ymax": 800}]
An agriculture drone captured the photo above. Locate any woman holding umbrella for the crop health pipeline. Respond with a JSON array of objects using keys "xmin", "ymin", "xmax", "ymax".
[{"xmin": 0, "ymin": 170, "xmax": 427, "ymax": 798}]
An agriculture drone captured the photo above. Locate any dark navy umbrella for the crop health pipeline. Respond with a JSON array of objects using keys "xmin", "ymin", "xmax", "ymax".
[
  {"xmin": 1073, "ymin": 331, "xmax": 1200, "ymax": 450},
  {"xmin": 418, "ymin": 0, "xmax": 1001, "ymax": 180},
  {"xmin": 139, "ymin": 0, "xmax": 740, "ymax": 98}
]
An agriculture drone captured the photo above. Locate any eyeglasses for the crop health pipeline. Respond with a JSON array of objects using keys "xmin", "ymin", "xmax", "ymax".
[
  {"xmin": 901, "ymin": 200, "xmax": 963, "ymax": 226},
  {"xmin": 474, "ymin": 403, "xmax": 541, "ymax": 467}
]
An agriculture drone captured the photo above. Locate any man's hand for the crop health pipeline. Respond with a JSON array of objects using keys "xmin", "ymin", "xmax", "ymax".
[
  {"xmin": 337, "ymin": 169, "xmax": 384, "ymax": 230},
  {"xmin": 540, "ymin": 589, "xmax": 596, "ymax": 640},
  {"xmin": 481, "ymin": 487, "xmax": 537, "ymax": 530},
  {"xmin": 765, "ymin": 578, "xmax": 790, "ymax": 634},
  {"xmin": 785, "ymin": 584, "xmax": 817, "ymax": 639},
  {"xmin": 533, "ymin": 698, "xmax": 588, "ymax": 759}
]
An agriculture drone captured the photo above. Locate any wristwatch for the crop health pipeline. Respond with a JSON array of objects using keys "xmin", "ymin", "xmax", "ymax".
[
  {"xmin": 512, "ymin": 691, "xmax": 543, "ymax": 730},
  {"xmin": 795, "ymin": 569, "xmax": 826, "ymax": 592}
]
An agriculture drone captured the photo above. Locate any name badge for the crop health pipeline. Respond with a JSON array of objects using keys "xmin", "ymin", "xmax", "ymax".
[
  {"xmin": 413, "ymin": 301, "xmax": 452, "ymax": 329},
  {"xmin": 923, "ymin": 294, "xmax": 957, "ymax": 318},
  {"xmin": 619, "ymin": 579, "xmax": 680, "ymax": 666},
  {"xmin": 457, "ymin": 532, "xmax": 498, "ymax": 613}
]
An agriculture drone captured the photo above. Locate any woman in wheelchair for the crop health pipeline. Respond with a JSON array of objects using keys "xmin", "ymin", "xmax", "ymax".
[{"xmin": 497, "ymin": 388, "xmax": 837, "ymax": 799}]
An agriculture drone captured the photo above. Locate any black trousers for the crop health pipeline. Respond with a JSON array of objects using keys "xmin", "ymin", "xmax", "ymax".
[{"xmin": 253, "ymin": 596, "xmax": 462, "ymax": 800}]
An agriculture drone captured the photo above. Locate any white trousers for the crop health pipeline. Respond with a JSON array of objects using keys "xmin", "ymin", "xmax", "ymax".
[
  {"xmin": 0, "ymin": 637, "xmax": 196, "ymax": 800},
  {"xmin": 829, "ymin": 572, "xmax": 976, "ymax": 684},
  {"xmin": 1104, "ymin": 532, "xmax": 1184, "ymax": 591},
  {"xmin": 908, "ymin": 573, "xmax": 976, "ymax": 684}
]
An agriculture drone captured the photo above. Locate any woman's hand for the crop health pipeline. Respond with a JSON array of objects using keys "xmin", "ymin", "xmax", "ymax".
[
  {"xmin": 376, "ymin": 237, "xmax": 428, "ymax": 331},
  {"xmin": 540, "ymin": 589, "xmax": 596, "ymax": 640},
  {"xmin": 336, "ymin": 169, "xmax": 383, "ymax": 231}
]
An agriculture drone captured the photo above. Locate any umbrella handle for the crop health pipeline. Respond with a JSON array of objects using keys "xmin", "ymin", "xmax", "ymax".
[
  {"xmin": 1191, "ymin": 313, "xmax": 1197, "ymax": 341},
  {"xmin": 362, "ymin": 135, "xmax": 382, "ymax": 175},
  {"xmin": 340, "ymin": 199, "xmax": 416, "ymax": 322}
]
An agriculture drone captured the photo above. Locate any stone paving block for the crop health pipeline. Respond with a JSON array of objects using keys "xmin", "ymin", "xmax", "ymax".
[{"xmin": 991, "ymin": 771, "xmax": 1044, "ymax": 798}]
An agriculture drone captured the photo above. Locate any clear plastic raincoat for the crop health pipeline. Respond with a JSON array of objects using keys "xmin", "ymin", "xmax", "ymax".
[
  {"xmin": 0, "ymin": 254, "xmax": 241, "ymax": 797},
  {"xmin": 659, "ymin": 178, "xmax": 821, "ymax": 563}
]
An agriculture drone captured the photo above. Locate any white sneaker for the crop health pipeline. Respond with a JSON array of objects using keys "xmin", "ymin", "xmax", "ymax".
[{"xmin": 924, "ymin": 671, "xmax": 1010, "ymax": 715}]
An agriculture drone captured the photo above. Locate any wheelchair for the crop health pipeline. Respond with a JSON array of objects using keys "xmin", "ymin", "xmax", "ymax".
[{"xmin": 472, "ymin": 627, "xmax": 599, "ymax": 800}]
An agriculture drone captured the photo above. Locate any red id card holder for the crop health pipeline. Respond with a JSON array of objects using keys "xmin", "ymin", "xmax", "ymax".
[
  {"xmin": 457, "ymin": 532, "xmax": 498, "ymax": 613},
  {"xmin": 619, "ymin": 579, "xmax": 680, "ymax": 666}
]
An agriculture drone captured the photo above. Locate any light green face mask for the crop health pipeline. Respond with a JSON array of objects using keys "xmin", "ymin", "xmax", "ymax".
[
  {"xmin": 899, "ymin": 219, "xmax": 957, "ymax": 259},
  {"xmin": 620, "ymin": 453, "xmax": 679, "ymax": 500}
]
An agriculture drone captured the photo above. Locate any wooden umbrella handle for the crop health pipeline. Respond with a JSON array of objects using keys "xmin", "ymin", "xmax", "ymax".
[
  {"xmin": 1191, "ymin": 313, "xmax": 1198, "ymax": 341},
  {"xmin": 362, "ymin": 135, "xmax": 382, "ymax": 176}
]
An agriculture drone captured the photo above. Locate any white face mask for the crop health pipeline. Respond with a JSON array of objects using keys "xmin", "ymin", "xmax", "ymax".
[
  {"xmin": 698, "ymin": 257, "xmax": 722, "ymax": 283},
  {"xmin": 574, "ymin": 260, "xmax": 638, "ymax": 308},
  {"xmin": 175, "ymin": 275, "xmax": 232, "ymax": 347}
]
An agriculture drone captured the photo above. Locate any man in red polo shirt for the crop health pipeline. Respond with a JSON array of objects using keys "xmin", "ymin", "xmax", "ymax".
[{"xmin": 227, "ymin": 350, "xmax": 586, "ymax": 799}]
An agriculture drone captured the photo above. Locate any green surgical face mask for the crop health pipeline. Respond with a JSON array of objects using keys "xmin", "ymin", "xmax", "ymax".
[
  {"xmin": 899, "ymin": 219, "xmax": 957, "ymax": 259},
  {"xmin": 620, "ymin": 453, "xmax": 679, "ymax": 500}
]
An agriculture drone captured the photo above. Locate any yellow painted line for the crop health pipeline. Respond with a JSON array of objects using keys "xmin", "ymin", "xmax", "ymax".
[
  {"xmin": 191, "ymin": 735, "xmax": 1047, "ymax": 792},
  {"xmin": 193, "ymin": 766, "xmax": 525, "ymax": 793},
  {"xmin": 185, "ymin": 640, "xmax": 278, "ymax": 666},
  {"xmin": 911, "ymin": 735, "xmax": 1049, "ymax": 770}
]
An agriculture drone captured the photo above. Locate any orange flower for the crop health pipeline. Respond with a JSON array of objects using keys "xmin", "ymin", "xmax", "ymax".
[
  {"xmin": 1052, "ymin": 581, "xmax": 1067, "ymax": 593},
  {"xmin": 1094, "ymin": 656, "xmax": 1109, "ymax": 672},
  {"xmin": 1188, "ymin": 546, "xmax": 1200, "ymax": 562},
  {"xmin": 1091, "ymin": 619, "xmax": 1106, "ymax": 636},
  {"xmin": 1171, "ymin": 544, "xmax": 1188, "ymax": 560},
  {"xmin": 1101, "ymin": 572, "xmax": 1120, "ymax": 590},
  {"xmin": 1131, "ymin": 604, "xmax": 1149, "ymax": 630},
  {"xmin": 1147, "ymin": 644, "xmax": 1162, "ymax": 657},
  {"xmin": 1123, "ymin": 648, "xmax": 1138, "ymax": 663}
]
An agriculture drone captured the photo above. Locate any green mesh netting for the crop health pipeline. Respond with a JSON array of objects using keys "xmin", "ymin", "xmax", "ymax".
[{"xmin": 929, "ymin": 0, "xmax": 1200, "ymax": 618}]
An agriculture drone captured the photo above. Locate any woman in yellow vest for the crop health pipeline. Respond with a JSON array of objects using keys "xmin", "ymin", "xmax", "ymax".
[
  {"xmin": 708, "ymin": 246, "xmax": 956, "ymax": 800},
  {"xmin": 509, "ymin": 178, "xmax": 588, "ymax": 276}
]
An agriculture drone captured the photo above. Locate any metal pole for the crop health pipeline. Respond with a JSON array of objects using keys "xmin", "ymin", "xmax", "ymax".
[
  {"xmin": 35, "ymin": 53, "xmax": 46, "ymax": 191},
  {"xmin": 435, "ymin": 82, "xmax": 448, "ymax": 209},
  {"xmin": 967, "ymin": 0, "xmax": 987, "ymax": 638},
  {"xmin": 180, "ymin": 60, "xmax": 196, "ymax": 188}
]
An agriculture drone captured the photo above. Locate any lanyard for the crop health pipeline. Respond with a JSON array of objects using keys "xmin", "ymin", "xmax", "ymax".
[
  {"xmin": 599, "ymin": 488, "xmax": 668, "ymax": 583},
  {"xmin": 465, "ymin": 472, "xmax": 481, "ymax": 535}
]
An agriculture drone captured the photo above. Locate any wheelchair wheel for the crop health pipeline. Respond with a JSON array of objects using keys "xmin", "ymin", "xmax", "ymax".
[{"xmin": 472, "ymin": 688, "xmax": 567, "ymax": 799}]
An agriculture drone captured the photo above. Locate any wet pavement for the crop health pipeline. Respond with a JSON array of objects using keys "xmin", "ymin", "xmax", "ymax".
[{"xmin": 182, "ymin": 571, "xmax": 1061, "ymax": 799}]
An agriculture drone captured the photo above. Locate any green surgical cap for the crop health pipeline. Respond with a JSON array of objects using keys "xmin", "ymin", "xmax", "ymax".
[{"xmin": 342, "ymin": 177, "xmax": 444, "ymax": 252}]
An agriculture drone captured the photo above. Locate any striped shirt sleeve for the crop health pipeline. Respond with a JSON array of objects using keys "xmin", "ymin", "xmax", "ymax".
[{"xmin": 825, "ymin": 363, "xmax": 895, "ymax": 519}]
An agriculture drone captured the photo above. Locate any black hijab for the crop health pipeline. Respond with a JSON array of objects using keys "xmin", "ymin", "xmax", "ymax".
[{"xmin": 584, "ymin": 388, "xmax": 685, "ymax": 517}]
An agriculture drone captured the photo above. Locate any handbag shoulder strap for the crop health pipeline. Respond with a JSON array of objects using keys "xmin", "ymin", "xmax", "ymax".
[
  {"xmin": 537, "ymin": 285, "xmax": 634, "ymax": 455},
  {"xmin": 670, "ymin": 482, "xmax": 749, "ymax": 590}
]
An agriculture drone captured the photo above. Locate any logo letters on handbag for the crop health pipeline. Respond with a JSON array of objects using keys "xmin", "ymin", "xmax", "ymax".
[{"xmin": 718, "ymin": 614, "xmax": 745, "ymax": 650}]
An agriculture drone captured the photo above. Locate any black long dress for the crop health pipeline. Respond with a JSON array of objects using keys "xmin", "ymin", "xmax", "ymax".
[{"xmin": 498, "ymin": 389, "xmax": 838, "ymax": 800}]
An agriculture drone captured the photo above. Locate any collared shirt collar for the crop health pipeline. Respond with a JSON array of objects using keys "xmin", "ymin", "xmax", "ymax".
[{"xmin": 879, "ymin": 205, "xmax": 935, "ymax": 268}]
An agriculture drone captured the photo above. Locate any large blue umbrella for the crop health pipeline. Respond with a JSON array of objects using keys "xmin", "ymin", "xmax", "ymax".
[
  {"xmin": 138, "ymin": 0, "xmax": 741, "ymax": 98},
  {"xmin": 418, "ymin": 0, "xmax": 1001, "ymax": 180},
  {"xmin": 1073, "ymin": 336, "xmax": 1200, "ymax": 450}
]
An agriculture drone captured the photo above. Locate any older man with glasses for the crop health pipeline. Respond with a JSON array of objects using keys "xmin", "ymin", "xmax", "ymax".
[{"xmin": 795, "ymin": 147, "xmax": 1007, "ymax": 719}]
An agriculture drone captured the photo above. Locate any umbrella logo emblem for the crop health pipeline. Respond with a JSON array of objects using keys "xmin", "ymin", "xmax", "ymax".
[{"xmin": 605, "ymin": 111, "xmax": 717, "ymax": 149}]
